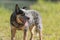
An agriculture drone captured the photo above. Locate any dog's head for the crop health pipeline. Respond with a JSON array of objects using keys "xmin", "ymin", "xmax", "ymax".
[{"xmin": 15, "ymin": 4, "xmax": 29, "ymax": 25}]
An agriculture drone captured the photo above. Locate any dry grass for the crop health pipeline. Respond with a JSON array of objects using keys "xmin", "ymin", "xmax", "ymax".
[{"xmin": 0, "ymin": 1, "xmax": 60, "ymax": 40}]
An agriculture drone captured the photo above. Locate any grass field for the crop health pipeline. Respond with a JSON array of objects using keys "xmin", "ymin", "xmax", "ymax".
[{"xmin": 0, "ymin": 1, "xmax": 60, "ymax": 40}]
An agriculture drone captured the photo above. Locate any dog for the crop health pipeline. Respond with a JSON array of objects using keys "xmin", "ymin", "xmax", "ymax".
[{"xmin": 10, "ymin": 4, "xmax": 42, "ymax": 40}]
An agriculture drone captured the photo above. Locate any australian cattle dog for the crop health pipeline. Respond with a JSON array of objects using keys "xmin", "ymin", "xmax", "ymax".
[{"xmin": 10, "ymin": 4, "xmax": 42, "ymax": 40}]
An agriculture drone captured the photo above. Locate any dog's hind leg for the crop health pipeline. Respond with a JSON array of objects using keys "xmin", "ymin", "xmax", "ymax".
[
  {"xmin": 35, "ymin": 24, "xmax": 42, "ymax": 40},
  {"xmin": 39, "ymin": 29, "xmax": 42, "ymax": 40},
  {"xmin": 29, "ymin": 25, "xmax": 35, "ymax": 40},
  {"xmin": 37, "ymin": 23, "xmax": 42, "ymax": 40},
  {"xmin": 11, "ymin": 26, "xmax": 16, "ymax": 40},
  {"xmin": 23, "ymin": 29, "xmax": 28, "ymax": 40},
  {"xmin": 37, "ymin": 25, "xmax": 42, "ymax": 40}
]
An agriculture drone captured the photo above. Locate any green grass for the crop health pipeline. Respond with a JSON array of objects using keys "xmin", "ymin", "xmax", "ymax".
[
  {"xmin": 31, "ymin": 1, "xmax": 60, "ymax": 40},
  {"xmin": 0, "ymin": 1, "xmax": 60, "ymax": 40}
]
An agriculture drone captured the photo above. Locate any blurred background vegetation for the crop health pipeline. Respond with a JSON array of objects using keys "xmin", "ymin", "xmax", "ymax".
[{"xmin": 0, "ymin": 0, "xmax": 60, "ymax": 40}]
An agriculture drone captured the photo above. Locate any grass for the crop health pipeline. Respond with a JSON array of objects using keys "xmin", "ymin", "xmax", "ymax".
[
  {"xmin": 31, "ymin": 1, "xmax": 60, "ymax": 40},
  {"xmin": 0, "ymin": 1, "xmax": 60, "ymax": 40}
]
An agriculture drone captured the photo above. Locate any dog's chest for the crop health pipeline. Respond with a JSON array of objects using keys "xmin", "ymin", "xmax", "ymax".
[{"xmin": 11, "ymin": 14, "xmax": 29, "ymax": 30}]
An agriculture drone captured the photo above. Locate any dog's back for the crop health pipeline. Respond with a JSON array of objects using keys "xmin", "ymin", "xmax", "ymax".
[{"xmin": 21, "ymin": 9, "xmax": 42, "ymax": 31}]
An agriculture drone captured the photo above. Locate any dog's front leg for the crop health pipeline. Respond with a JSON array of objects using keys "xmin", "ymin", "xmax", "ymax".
[
  {"xmin": 23, "ymin": 21, "xmax": 29, "ymax": 40},
  {"xmin": 23, "ymin": 29, "xmax": 27, "ymax": 40},
  {"xmin": 30, "ymin": 31, "xmax": 34, "ymax": 40},
  {"xmin": 11, "ymin": 26, "xmax": 16, "ymax": 40}
]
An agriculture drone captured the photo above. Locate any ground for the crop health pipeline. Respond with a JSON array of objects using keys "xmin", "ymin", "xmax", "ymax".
[{"xmin": 0, "ymin": 1, "xmax": 60, "ymax": 40}]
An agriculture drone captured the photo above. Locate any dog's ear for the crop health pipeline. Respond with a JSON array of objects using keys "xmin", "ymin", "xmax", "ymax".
[
  {"xmin": 22, "ymin": 6, "xmax": 27, "ymax": 9},
  {"xmin": 15, "ymin": 4, "xmax": 20, "ymax": 13},
  {"xmin": 18, "ymin": 10, "xmax": 25, "ymax": 16}
]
